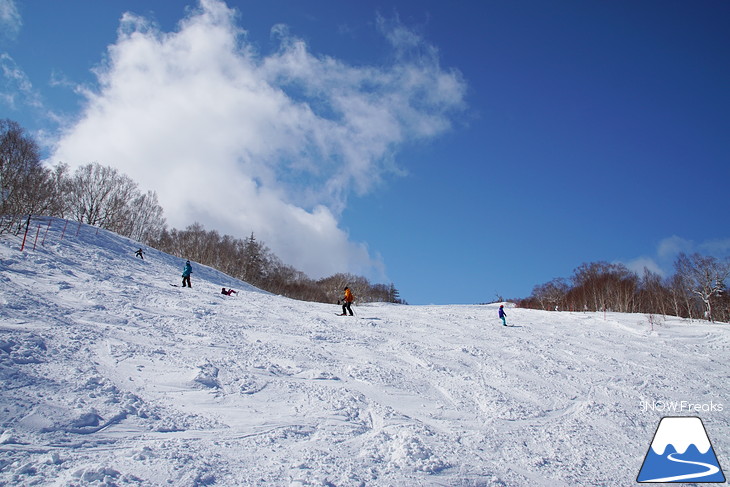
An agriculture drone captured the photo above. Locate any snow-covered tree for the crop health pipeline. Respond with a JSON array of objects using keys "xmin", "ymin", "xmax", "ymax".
[{"xmin": 674, "ymin": 253, "xmax": 730, "ymax": 322}]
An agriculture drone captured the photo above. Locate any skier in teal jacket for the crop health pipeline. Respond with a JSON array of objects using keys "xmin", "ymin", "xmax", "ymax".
[{"xmin": 182, "ymin": 261, "xmax": 192, "ymax": 288}]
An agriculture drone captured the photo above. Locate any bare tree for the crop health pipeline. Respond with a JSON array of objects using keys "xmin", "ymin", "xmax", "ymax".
[
  {"xmin": 46, "ymin": 163, "xmax": 71, "ymax": 218},
  {"xmin": 317, "ymin": 273, "xmax": 356, "ymax": 304},
  {"xmin": 63, "ymin": 163, "xmax": 165, "ymax": 244},
  {"xmin": 65, "ymin": 163, "xmax": 136, "ymax": 227},
  {"xmin": 0, "ymin": 120, "xmax": 56, "ymax": 233},
  {"xmin": 638, "ymin": 268, "xmax": 669, "ymax": 316},
  {"xmin": 674, "ymin": 253, "xmax": 730, "ymax": 322},
  {"xmin": 118, "ymin": 190, "xmax": 166, "ymax": 244},
  {"xmin": 666, "ymin": 273, "xmax": 694, "ymax": 320},
  {"xmin": 531, "ymin": 278, "xmax": 569, "ymax": 310},
  {"xmin": 570, "ymin": 262, "xmax": 638, "ymax": 312}
]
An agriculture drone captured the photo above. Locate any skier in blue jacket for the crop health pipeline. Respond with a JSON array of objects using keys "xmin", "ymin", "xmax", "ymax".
[
  {"xmin": 499, "ymin": 305, "xmax": 507, "ymax": 326},
  {"xmin": 182, "ymin": 260, "xmax": 193, "ymax": 288}
]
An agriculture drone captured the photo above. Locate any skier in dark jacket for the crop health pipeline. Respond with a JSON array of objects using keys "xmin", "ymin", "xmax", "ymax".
[
  {"xmin": 182, "ymin": 261, "xmax": 193, "ymax": 288},
  {"xmin": 499, "ymin": 305, "xmax": 507, "ymax": 326}
]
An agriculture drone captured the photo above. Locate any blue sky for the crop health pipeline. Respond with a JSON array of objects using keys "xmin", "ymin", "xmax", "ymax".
[{"xmin": 2, "ymin": 0, "xmax": 728, "ymax": 304}]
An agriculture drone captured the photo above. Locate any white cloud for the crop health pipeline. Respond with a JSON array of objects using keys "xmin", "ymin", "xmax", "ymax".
[
  {"xmin": 0, "ymin": 0, "xmax": 21, "ymax": 40},
  {"xmin": 622, "ymin": 256, "xmax": 664, "ymax": 277},
  {"xmin": 49, "ymin": 0, "xmax": 465, "ymax": 280},
  {"xmin": 656, "ymin": 235, "xmax": 730, "ymax": 261},
  {"xmin": 0, "ymin": 53, "xmax": 41, "ymax": 110},
  {"xmin": 698, "ymin": 238, "xmax": 730, "ymax": 257},
  {"xmin": 657, "ymin": 235, "xmax": 693, "ymax": 260},
  {"xmin": 621, "ymin": 235, "xmax": 730, "ymax": 279}
]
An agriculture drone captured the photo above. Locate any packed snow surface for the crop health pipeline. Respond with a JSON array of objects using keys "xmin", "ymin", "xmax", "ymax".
[{"xmin": 1, "ymin": 218, "xmax": 728, "ymax": 486}]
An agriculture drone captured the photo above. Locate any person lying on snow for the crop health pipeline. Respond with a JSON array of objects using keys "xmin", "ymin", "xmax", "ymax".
[{"xmin": 221, "ymin": 288, "xmax": 237, "ymax": 296}]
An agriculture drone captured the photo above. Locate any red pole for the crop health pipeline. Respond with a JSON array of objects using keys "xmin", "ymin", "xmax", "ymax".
[
  {"xmin": 41, "ymin": 220, "xmax": 51, "ymax": 246},
  {"xmin": 19, "ymin": 215, "xmax": 31, "ymax": 251},
  {"xmin": 32, "ymin": 224, "xmax": 41, "ymax": 250},
  {"xmin": 20, "ymin": 224, "xmax": 30, "ymax": 251}
]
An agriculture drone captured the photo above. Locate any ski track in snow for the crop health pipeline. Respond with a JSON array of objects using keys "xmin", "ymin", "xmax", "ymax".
[{"xmin": 0, "ymin": 218, "xmax": 728, "ymax": 486}]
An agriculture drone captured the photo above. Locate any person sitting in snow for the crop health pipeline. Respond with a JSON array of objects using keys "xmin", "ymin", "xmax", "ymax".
[
  {"xmin": 182, "ymin": 260, "xmax": 193, "ymax": 288},
  {"xmin": 221, "ymin": 288, "xmax": 237, "ymax": 296},
  {"xmin": 499, "ymin": 305, "xmax": 507, "ymax": 326},
  {"xmin": 339, "ymin": 286, "xmax": 354, "ymax": 316}
]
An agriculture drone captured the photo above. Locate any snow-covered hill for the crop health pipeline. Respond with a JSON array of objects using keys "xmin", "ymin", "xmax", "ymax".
[{"xmin": 1, "ymin": 218, "xmax": 728, "ymax": 486}]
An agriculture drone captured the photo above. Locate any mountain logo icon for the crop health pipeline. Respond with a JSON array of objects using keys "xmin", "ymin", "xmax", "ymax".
[{"xmin": 637, "ymin": 416, "xmax": 726, "ymax": 483}]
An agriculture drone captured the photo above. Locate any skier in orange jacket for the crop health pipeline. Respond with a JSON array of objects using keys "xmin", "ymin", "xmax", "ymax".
[{"xmin": 340, "ymin": 287, "xmax": 354, "ymax": 316}]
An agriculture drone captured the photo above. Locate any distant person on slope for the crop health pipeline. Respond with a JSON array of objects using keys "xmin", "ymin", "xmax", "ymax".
[
  {"xmin": 221, "ymin": 287, "xmax": 237, "ymax": 296},
  {"xmin": 499, "ymin": 305, "xmax": 507, "ymax": 326},
  {"xmin": 135, "ymin": 248, "xmax": 145, "ymax": 259},
  {"xmin": 339, "ymin": 287, "xmax": 354, "ymax": 316},
  {"xmin": 182, "ymin": 260, "xmax": 193, "ymax": 288}
]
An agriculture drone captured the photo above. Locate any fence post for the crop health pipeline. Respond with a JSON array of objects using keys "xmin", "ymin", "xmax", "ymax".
[
  {"xmin": 19, "ymin": 215, "xmax": 31, "ymax": 251},
  {"xmin": 41, "ymin": 220, "xmax": 51, "ymax": 246},
  {"xmin": 32, "ymin": 224, "xmax": 40, "ymax": 251},
  {"xmin": 60, "ymin": 219, "xmax": 68, "ymax": 240}
]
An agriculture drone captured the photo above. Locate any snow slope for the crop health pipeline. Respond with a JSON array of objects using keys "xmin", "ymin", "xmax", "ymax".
[{"xmin": 1, "ymin": 218, "xmax": 728, "ymax": 486}]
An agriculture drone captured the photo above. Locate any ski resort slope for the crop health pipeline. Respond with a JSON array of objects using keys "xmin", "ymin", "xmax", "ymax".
[{"xmin": 1, "ymin": 218, "xmax": 728, "ymax": 486}]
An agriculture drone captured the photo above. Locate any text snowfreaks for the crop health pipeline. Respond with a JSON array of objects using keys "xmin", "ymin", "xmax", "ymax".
[{"xmin": 640, "ymin": 400, "xmax": 724, "ymax": 413}]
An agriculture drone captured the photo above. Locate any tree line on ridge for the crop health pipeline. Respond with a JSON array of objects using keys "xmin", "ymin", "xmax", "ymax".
[{"xmin": 516, "ymin": 258, "xmax": 730, "ymax": 323}]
